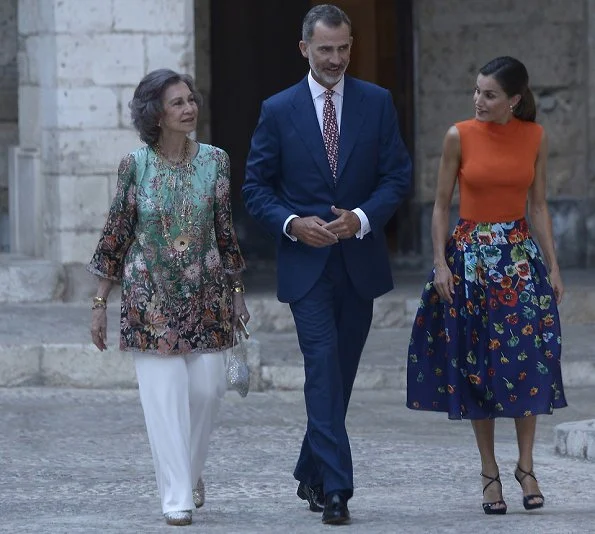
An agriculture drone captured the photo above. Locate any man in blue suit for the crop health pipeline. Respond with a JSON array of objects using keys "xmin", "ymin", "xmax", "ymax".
[{"xmin": 242, "ymin": 4, "xmax": 411, "ymax": 525}]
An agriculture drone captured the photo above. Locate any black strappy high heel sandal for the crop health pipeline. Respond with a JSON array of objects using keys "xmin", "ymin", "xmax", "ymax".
[
  {"xmin": 514, "ymin": 465, "xmax": 545, "ymax": 510},
  {"xmin": 481, "ymin": 473, "xmax": 508, "ymax": 515}
]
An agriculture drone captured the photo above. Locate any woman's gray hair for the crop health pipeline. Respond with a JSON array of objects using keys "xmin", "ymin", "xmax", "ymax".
[
  {"xmin": 129, "ymin": 69, "xmax": 202, "ymax": 146},
  {"xmin": 302, "ymin": 4, "xmax": 351, "ymax": 42}
]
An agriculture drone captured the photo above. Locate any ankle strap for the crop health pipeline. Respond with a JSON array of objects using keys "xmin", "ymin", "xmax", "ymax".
[{"xmin": 481, "ymin": 473, "xmax": 502, "ymax": 494}]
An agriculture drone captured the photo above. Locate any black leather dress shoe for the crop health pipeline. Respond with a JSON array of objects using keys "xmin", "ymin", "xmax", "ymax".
[
  {"xmin": 297, "ymin": 482, "xmax": 324, "ymax": 512},
  {"xmin": 322, "ymin": 493, "xmax": 350, "ymax": 525}
]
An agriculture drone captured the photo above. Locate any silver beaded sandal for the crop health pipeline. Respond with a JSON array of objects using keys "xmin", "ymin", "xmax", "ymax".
[
  {"xmin": 193, "ymin": 477, "xmax": 205, "ymax": 509},
  {"xmin": 164, "ymin": 510, "xmax": 192, "ymax": 526}
]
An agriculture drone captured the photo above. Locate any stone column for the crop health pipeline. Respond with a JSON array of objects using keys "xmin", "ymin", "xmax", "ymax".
[
  {"xmin": 17, "ymin": 0, "xmax": 195, "ymax": 266},
  {"xmin": 0, "ymin": 0, "xmax": 19, "ymax": 252}
]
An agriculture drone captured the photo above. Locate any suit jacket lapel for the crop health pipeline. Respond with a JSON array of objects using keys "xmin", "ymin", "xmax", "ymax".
[
  {"xmin": 337, "ymin": 76, "xmax": 365, "ymax": 180},
  {"xmin": 290, "ymin": 78, "xmax": 335, "ymax": 188}
]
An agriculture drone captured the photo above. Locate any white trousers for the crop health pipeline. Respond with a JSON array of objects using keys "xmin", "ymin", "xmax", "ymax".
[{"xmin": 134, "ymin": 351, "xmax": 226, "ymax": 514}]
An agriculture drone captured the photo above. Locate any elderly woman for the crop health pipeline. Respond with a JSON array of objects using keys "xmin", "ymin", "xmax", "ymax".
[{"xmin": 88, "ymin": 69, "xmax": 249, "ymax": 526}]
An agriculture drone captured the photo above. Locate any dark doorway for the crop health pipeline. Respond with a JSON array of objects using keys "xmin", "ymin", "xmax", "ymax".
[{"xmin": 209, "ymin": 0, "xmax": 415, "ymax": 260}]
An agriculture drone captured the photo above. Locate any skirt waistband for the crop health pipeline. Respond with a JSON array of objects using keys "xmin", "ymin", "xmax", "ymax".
[{"xmin": 452, "ymin": 218, "xmax": 531, "ymax": 246}]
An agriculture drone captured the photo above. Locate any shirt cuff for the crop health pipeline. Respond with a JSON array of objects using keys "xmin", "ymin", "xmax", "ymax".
[
  {"xmin": 283, "ymin": 214, "xmax": 299, "ymax": 241},
  {"xmin": 352, "ymin": 208, "xmax": 370, "ymax": 239}
]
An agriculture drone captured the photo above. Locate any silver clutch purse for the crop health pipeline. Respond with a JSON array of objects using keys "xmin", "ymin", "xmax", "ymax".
[{"xmin": 226, "ymin": 331, "xmax": 250, "ymax": 397}]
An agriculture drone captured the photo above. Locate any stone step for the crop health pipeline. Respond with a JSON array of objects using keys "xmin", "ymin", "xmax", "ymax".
[
  {"xmin": 1, "ymin": 325, "xmax": 593, "ymax": 391},
  {"xmin": 246, "ymin": 283, "xmax": 595, "ymax": 333},
  {"xmin": 555, "ymin": 419, "xmax": 595, "ymax": 462},
  {"xmin": 0, "ymin": 254, "xmax": 65, "ymax": 303},
  {"xmin": 246, "ymin": 292, "xmax": 420, "ymax": 333}
]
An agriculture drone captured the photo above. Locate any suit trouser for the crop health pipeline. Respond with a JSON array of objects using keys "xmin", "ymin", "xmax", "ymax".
[
  {"xmin": 134, "ymin": 351, "xmax": 226, "ymax": 514},
  {"xmin": 290, "ymin": 246, "xmax": 374, "ymax": 499}
]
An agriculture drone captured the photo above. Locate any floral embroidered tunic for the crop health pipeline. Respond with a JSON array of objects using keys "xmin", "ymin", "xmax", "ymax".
[{"xmin": 88, "ymin": 144, "xmax": 245, "ymax": 355}]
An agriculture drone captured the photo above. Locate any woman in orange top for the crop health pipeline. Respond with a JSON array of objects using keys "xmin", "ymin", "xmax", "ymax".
[{"xmin": 407, "ymin": 57, "xmax": 566, "ymax": 515}]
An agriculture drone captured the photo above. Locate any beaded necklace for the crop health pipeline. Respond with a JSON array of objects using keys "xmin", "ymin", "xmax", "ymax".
[{"xmin": 153, "ymin": 138, "xmax": 195, "ymax": 257}]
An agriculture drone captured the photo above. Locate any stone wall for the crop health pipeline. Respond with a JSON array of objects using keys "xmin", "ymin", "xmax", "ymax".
[
  {"xmin": 414, "ymin": 0, "xmax": 595, "ymax": 267},
  {"xmin": 17, "ymin": 0, "xmax": 195, "ymax": 264},
  {"xmin": 0, "ymin": 0, "xmax": 19, "ymax": 252}
]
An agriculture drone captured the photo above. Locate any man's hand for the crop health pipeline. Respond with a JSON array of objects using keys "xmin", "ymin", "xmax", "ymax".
[
  {"xmin": 323, "ymin": 206, "xmax": 361, "ymax": 239},
  {"xmin": 290, "ymin": 216, "xmax": 339, "ymax": 247}
]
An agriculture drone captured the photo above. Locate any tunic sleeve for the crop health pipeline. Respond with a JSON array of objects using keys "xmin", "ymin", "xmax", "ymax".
[
  {"xmin": 214, "ymin": 149, "xmax": 246, "ymax": 274},
  {"xmin": 87, "ymin": 154, "xmax": 137, "ymax": 281}
]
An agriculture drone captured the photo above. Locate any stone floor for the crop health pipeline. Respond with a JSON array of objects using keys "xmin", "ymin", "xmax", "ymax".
[{"xmin": 0, "ymin": 387, "xmax": 594, "ymax": 533}]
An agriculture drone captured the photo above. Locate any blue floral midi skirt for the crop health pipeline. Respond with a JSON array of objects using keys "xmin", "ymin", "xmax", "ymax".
[{"xmin": 406, "ymin": 218, "xmax": 567, "ymax": 420}]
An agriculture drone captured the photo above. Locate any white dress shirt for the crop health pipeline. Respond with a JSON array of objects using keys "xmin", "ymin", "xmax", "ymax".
[{"xmin": 283, "ymin": 71, "xmax": 371, "ymax": 241}]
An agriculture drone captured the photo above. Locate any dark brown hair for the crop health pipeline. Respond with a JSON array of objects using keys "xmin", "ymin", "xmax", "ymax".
[
  {"xmin": 129, "ymin": 69, "xmax": 202, "ymax": 145},
  {"xmin": 479, "ymin": 56, "xmax": 536, "ymax": 122}
]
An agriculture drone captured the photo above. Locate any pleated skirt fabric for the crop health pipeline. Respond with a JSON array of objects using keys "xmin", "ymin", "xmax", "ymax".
[{"xmin": 407, "ymin": 218, "xmax": 567, "ymax": 420}]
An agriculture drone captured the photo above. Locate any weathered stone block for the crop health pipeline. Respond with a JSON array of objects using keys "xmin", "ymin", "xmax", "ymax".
[
  {"xmin": 418, "ymin": 24, "xmax": 585, "ymax": 92},
  {"xmin": 416, "ymin": 155, "xmax": 441, "ymax": 203},
  {"xmin": 0, "ymin": 88, "xmax": 18, "ymax": 122},
  {"xmin": 41, "ymin": 344, "xmax": 137, "ymax": 388},
  {"xmin": 53, "ymin": 0, "xmax": 112, "ymax": 33},
  {"xmin": 17, "ymin": 0, "xmax": 57, "ymax": 35},
  {"xmin": 17, "ymin": 0, "xmax": 40, "ymax": 35},
  {"xmin": 0, "ymin": 254, "xmax": 66, "ymax": 302},
  {"xmin": 55, "ymin": 174, "xmax": 110, "ymax": 230},
  {"xmin": 417, "ymin": 0, "xmax": 585, "ymax": 29},
  {"xmin": 112, "ymin": 0, "xmax": 189, "ymax": 33},
  {"xmin": 547, "ymin": 154, "xmax": 587, "ymax": 197},
  {"xmin": 417, "ymin": 92, "xmax": 474, "ymax": 158},
  {"xmin": 47, "ymin": 229, "xmax": 104, "ymax": 264},
  {"xmin": 549, "ymin": 200, "xmax": 585, "ymax": 267},
  {"xmin": 44, "ymin": 128, "xmax": 139, "ymax": 175},
  {"xmin": 0, "ymin": 344, "xmax": 41, "ymax": 386},
  {"xmin": 118, "ymin": 86, "xmax": 136, "ymax": 128},
  {"xmin": 146, "ymin": 34, "xmax": 194, "ymax": 75},
  {"xmin": 56, "ymin": 34, "xmax": 145, "ymax": 86},
  {"xmin": 555, "ymin": 419, "xmax": 595, "ymax": 462},
  {"xmin": 537, "ymin": 89, "xmax": 588, "ymax": 157},
  {"xmin": 55, "ymin": 87, "xmax": 118, "ymax": 129},
  {"xmin": 19, "ymin": 36, "xmax": 55, "ymax": 86},
  {"xmin": 0, "ymin": 124, "xmax": 19, "ymax": 189},
  {"xmin": 0, "ymin": 0, "xmax": 17, "ymax": 66}
]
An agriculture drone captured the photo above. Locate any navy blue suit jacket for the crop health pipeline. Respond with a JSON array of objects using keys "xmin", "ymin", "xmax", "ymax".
[{"xmin": 243, "ymin": 75, "xmax": 412, "ymax": 303}]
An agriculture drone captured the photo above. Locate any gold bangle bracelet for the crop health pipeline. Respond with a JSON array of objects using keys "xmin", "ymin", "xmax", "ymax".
[
  {"xmin": 232, "ymin": 282, "xmax": 245, "ymax": 293},
  {"xmin": 92, "ymin": 296, "xmax": 107, "ymax": 309}
]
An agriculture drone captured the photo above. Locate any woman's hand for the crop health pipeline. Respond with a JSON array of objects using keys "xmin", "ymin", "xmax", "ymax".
[
  {"xmin": 91, "ymin": 308, "xmax": 108, "ymax": 351},
  {"xmin": 549, "ymin": 268, "xmax": 564, "ymax": 305},
  {"xmin": 232, "ymin": 293, "xmax": 250, "ymax": 330},
  {"xmin": 433, "ymin": 262, "xmax": 454, "ymax": 304}
]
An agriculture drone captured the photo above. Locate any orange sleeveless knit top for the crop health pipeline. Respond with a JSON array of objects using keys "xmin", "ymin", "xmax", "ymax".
[{"xmin": 455, "ymin": 117, "xmax": 543, "ymax": 222}]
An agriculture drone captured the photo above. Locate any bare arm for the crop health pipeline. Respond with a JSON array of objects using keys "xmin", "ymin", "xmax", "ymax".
[
  {"xmin": 431, "ymin": 126, "xmax": 461, "ymax": 304},
  {"xmin": 528, "ymin": 129, "xmax": 564, "ymax": 303}
]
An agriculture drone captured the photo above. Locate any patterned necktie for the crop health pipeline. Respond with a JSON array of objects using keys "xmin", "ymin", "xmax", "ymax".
[{"xmin": 323, "ymin": 89, "xmax": 339, "ymax": 182}]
